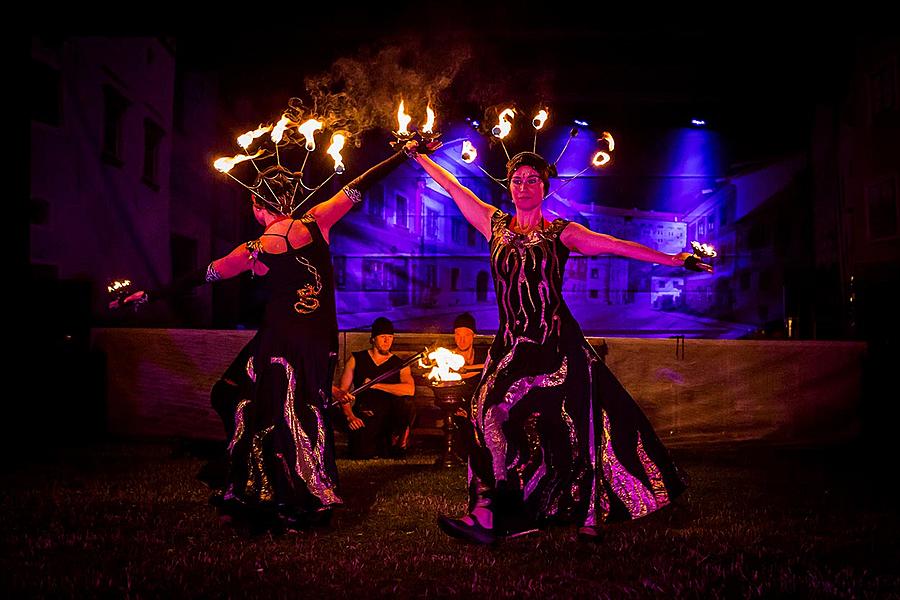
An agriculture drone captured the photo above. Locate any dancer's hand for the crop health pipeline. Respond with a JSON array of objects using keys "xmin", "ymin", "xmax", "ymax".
[
  {"xmin": 402, "ymin": 139, "xmax": 442, "ymax": 158},
  {"xmin": 109, "ymin": 290, "xmax": 147, "ymax": 310},
  {"xmin": 675, "ymin": 252, "xmax": 713, "ymax": 273}
]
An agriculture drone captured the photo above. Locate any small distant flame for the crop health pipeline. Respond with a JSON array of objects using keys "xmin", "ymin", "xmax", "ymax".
[
  {"xmin": 532, "ymin": 109, "xmax": 548, "ymax": 130},
  {"xmin": 461, "ymin": 140, "xmax": 477, "ymax": 163},
  {"xmin": 297, "ymin": 119, "xmax": 323, "ymax": 152},
  {"xmin": 492, "ymin": 108, "xmax": 515, "ymax": 139},
  {"xmin": 397, "ymin": 100, "xmax": 412, "ymax": 136},
  {"xmin": 326, "ymin": 132, "xmax": 346, "ymax": 174},
  {"xmin": 107, "ymin": 279, "xmax": 131, "ymax": 293},
  {"xmin": 214, "ymin": 150, "xmax": 265, "ymax": 173},
  {"xmin": 691, "ymin": 241, "xmax": 717, "ymax": 258},
  {"xmin": 423, "ymin": 347, "xmax": 465, "ymax": 382},
  {"xmin": 592, "ymin": 151, "xmax": 611, "ymax": 167},
  {"xmin": 237, "ymin": 125, "xmax": 272, "ymax": 150},
  {"xmin": 601, "ymin": 131, "xmax": 615, "ymax": 152},
  {"xmin": 422, "ymin": 105, "xmax": 436, "ymax": 134}
]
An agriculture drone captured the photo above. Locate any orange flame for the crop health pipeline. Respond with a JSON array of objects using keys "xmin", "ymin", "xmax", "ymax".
[
  {"xmin": 237, "ymin": 125, "xmax": 272, "ymax": 150},
  {"xmin": 532, "ymin": 109, "xmax": 549, "ymax": 130},
  {"xmin": 271, "ymin": 115, "xmax": 294, "ymax": 144},
  {"xmin": 461, "ymin": 140, "xmax": 477, "ymax": 163},
  {"xmin": 601, "ymin": 131, "xmax": 615, "ymax": 152},
  {"xmin": 326, "ymin": 132, "xmax": 346, "ymax": 174},
  {"xmin": 423, "ymin": 347, "xmax": 465, "ymax": 382},
  {"xmin": 422, "ymin": 105, "xmax": 436, "ymax": 134},
  {"xmin": 492, "ymin": 108, "xmax": 516, "ymax": 139},
  {"xmin": 397, "ymin": 100, "xmax": 412, "ymax": 136},
  {"xmin": 297, "ymin": 119, "xmax": 324, "ymax": 152},
  {"xmin": 213, "ymin": 150, "xmax": 265, "ymax": 173},
  {"xmin": 592, "ymin": 151, "xmax": 611, "ymax": 167},
  {"xmin": 691, "ymin": 241, "xmax": 718, "ymax": 258}
]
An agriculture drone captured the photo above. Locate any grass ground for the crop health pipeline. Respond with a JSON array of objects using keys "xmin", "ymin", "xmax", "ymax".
[{"xmin": 2, "ymin": 440, "xmax": 897, "ymax": 598}]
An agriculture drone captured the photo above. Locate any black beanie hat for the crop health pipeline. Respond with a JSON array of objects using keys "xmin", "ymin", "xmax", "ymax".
[
  {"xmin": 371, "ymin": 317, "xmax": 394, "ymax": 338},
  {"xmin": 453, "ymin": 312, "xmax": 477, "ymax": 334}
]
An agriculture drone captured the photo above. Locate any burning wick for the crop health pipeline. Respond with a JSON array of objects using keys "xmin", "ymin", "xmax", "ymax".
[
  {"xmin": 532, "ymin": 109, "xmax": 549, "ymax": 130},
  {"xmin": 592, "ymin": 151, "xmax": 611, "ymax": 167},
  {"xmin": 691, "ymin": 241, "xmax": 717, "ymax": 258},
  {"xmin": 237, "ymin": 125, "xmax": 272, "ymax": 150},
  {"xmin": 107, "ymin": 279, "xmax": 131, "ymax": 294},
  {"xmin": 271, "ymin": 115, "xmax": 294, "ymax": 145},
  {"xmin": 461, "ymin": 140, "xmax": 477, "ymax": 163},
  {"xmin": 422, "ymin": 105, "xmax": 435, "ymax": 134},
  {"xmin": 601, "ymin": 131, "xmax": 615, "ymax": 152},
  {"xmin": 491, "ymin": 108, "xmax": 515, "ymax": 139},
  {"xmin": 395, "ymin": 100, "xmax": 413, "ymax": 138},
  {"xmin": 214, "ymin": 150, "xmax": 265, "ymax": 173},
  {"xmin": 421, "ymin": 347, "xmax": 466, "ymax": 382},
  {"xmin": 420, "ymin": 104, "xmax": 442, "ymax": 143},
  {"xmin": 326, "ymin": 132, "xmax": 346, "ymax": 174},
  {"xmin": 298, "ymin": 119, "xmax": 323, "ymax": 152}
]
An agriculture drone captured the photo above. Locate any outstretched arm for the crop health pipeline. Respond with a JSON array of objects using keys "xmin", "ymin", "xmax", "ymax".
[
  {"xmin": 561, "ymin": 222, "xmax": 712, "ymax": 271},
  {"xmin": 110, "ymin": 242, "xmax": 261, "ymax": 309},
  {"xmin": 309, "ymin": 150, "xmax": 408, "ymax": 241},
  {"xmin": 408, "ymin": 143, "xmax": 496, "ymax": 239}
]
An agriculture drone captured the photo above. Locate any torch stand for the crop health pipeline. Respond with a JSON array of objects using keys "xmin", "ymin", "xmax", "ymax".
[{"xmin": 430, "ymin": 380, "xmax": 471, "ymax": 468}]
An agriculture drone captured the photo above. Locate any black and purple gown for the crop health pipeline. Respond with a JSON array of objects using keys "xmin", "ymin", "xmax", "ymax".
[
  {"xmin": 466, "ymin": 210, "xmax": 686, "ymax": 528},
  {"xmin": 223, "ymin": 214, "xmax": 342, "ymax": 518}
]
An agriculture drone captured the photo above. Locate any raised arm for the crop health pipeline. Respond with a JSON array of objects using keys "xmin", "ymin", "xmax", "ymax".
[
  {"xmin": 408, "ymin": 143, "xmax": 496, "ymax": 239},
  {"xmin": 561, "ymin": 222, "xmax": 711, "ymax": 271},
  {"xmin": 308, "ymin": 150, "xmax": 408, "ymax": 241}
]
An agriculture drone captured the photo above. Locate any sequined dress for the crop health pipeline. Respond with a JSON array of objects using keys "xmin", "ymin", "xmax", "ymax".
[
  {"xmin": 466, "ymin": 210, "xmax": 686, "ymax": 528},
  {"xmin": 223, "ymin": 214, "xmax": 341, "ymax": 517}
]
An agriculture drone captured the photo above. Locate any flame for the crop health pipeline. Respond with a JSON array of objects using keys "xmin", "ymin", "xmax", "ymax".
[
  {"xmin": 601, "ymin": 131, "xmax": 615, "ymax": 152},
  {"xmin": 461, "ymin": 140, "xmax": 477, "ymax": 163},
  {"xmin": 491, "ymin": 108, "xmax": 516, "ymax": 139},
  {"xmin": 691, "ymin": 241, "xmax": 717, "ymax": 258},
  {"xmin": 397, "ymin": 100, "xmax": 412, "ymax": 136},
  {"xmin": 422, "ymin": 105, "xmax": 436, "ymax": 134},
  {"xmin": 326, "ymin": 132, "xmax": 346, "ymax": 174},
  {"xmin": 214, "ymin": 150, "xmax": 265, "ymax": 173},
  {"xmin": 424, "ymin": 347, "xmax": 465, "ymax": 382},
  {"xmin": 271, "ymin": 115, "xmax": 294, "ymax": 144},
  {"xmin": 592, "ymin": 151, "xmax": 611, "ymax": 167},
  {"xmin": 532, "ymin": 109, "xmax": 548, "ymax": 130},
  {"xmin": 298, "ymin": 119, "xmax": 323, "ymax": 152},
  {"xmin": 237, "ymin": 125, "xmax": 272, "ymax": 150},
  {"xmin": 107, "ymin": 279, "xmax": 131, "ymax": 293}
]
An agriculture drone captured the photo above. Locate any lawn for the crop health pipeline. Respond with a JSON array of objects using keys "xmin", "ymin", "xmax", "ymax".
[{"xmin": 2, "ymin": 440, "xmax": 897, "ymax": 598}]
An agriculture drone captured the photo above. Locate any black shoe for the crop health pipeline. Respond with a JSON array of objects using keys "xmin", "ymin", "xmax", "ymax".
[{"xmin": 437, "ymin": 514, "xmax": 496, "ymax": 545}]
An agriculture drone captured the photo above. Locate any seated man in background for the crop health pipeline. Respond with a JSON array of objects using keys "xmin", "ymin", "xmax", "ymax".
[{"xmin": 339, "ymin": 317, "xmax": 416, "ymax": 458}]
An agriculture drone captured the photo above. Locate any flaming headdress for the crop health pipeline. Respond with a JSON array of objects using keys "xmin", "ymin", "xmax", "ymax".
[{"xmin": 213, "ymin": 98, "xmax": 349, "ymax": 216}]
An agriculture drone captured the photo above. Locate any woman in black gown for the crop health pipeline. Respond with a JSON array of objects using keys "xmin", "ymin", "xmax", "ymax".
[
  {"xmin": 409, "ymin": 145, "xmax": 709, "ymax": 543},
  {"xmin": 121, "ymin": 152, "xmax": 407, "ymax": 531}
]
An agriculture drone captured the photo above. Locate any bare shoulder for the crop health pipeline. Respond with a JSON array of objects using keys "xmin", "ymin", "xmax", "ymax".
[{"xmin": 559, "ymin": 221, "xmax": 588, "ymax": 245}]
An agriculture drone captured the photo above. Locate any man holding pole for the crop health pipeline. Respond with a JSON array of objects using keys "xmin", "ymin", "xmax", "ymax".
[{"xmin": 339, "ymin": 317, "xmax": 417, "ymax": 458}]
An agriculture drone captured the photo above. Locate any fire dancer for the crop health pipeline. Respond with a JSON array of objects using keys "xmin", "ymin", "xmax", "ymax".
[
  {"xmin": 338, "ymin": 317, "xmax": 417, "ymax": 459},
  {"xmin": 407, "ymin": 141, "xmax": 710, "ymax": 544},
  {"xmin": 116, "ymin": 149, "xmax": 409, "ymax": 532}
]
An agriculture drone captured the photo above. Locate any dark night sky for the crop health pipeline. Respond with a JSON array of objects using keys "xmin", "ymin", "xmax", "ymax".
[{"xmin": 172, "ymin": 9, "xmax": 875, "ymax": 162}]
